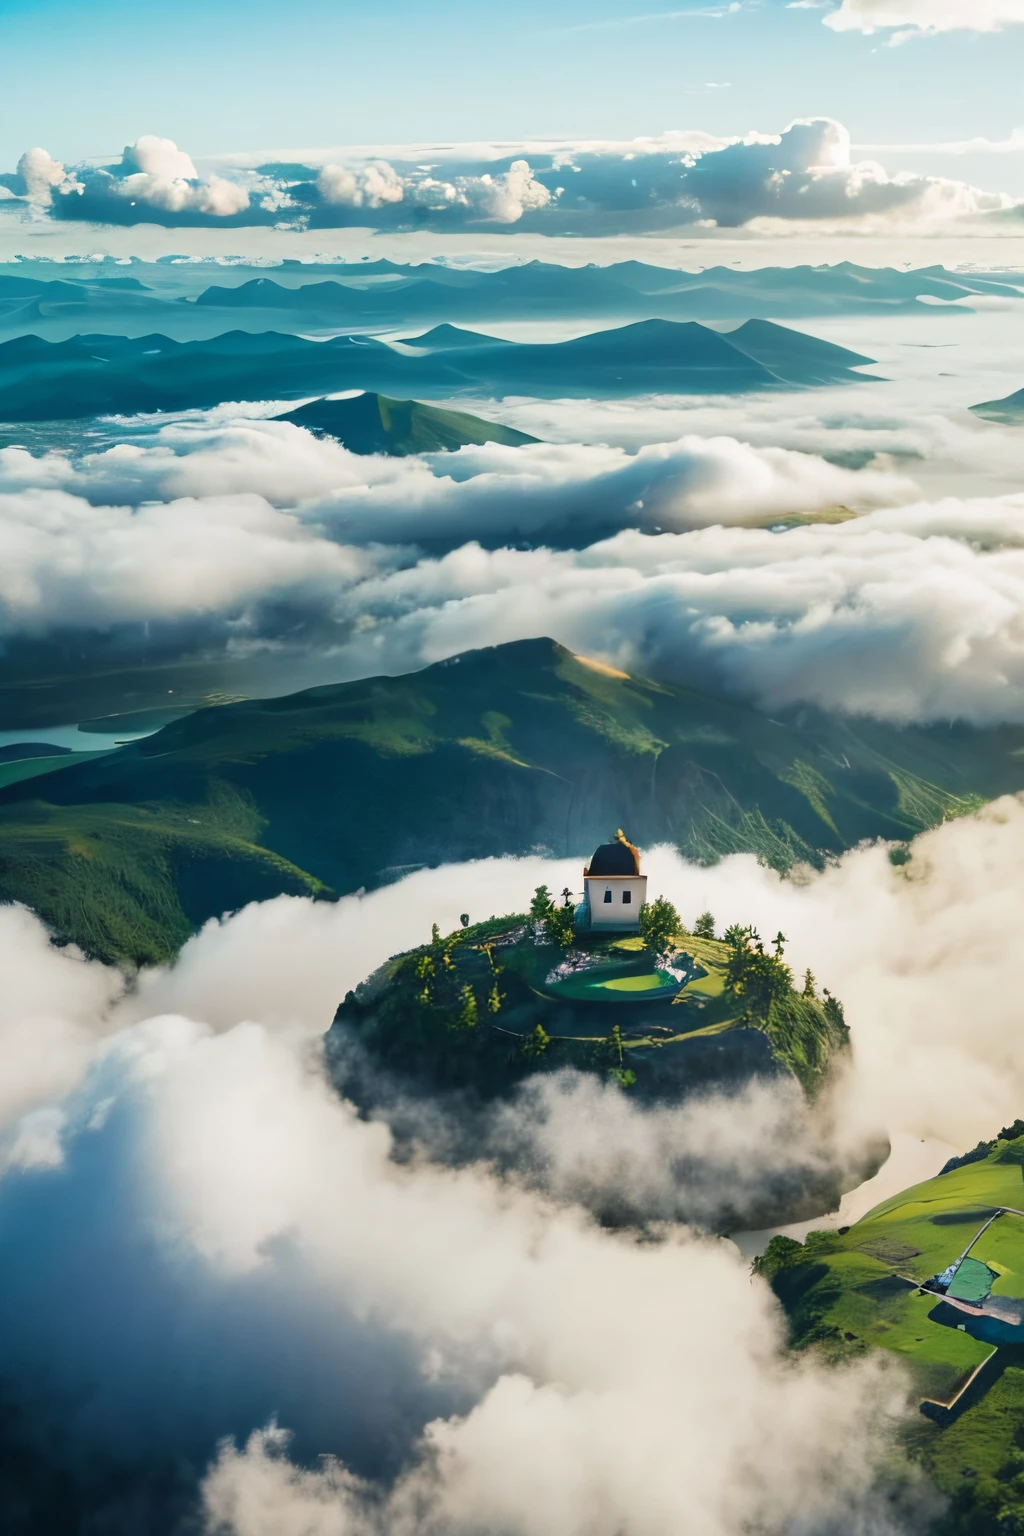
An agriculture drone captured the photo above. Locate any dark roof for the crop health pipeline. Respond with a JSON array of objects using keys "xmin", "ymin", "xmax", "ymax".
[{"xmin": 586, "ymin": 838, "xmax": 640, "ymax": 877}]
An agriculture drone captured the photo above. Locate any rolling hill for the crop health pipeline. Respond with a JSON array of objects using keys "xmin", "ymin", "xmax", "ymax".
[
  {"xmin": 273, "ymin": 392, "xmax": 538, "ymax": 454},
  {"xmin": 2, "ymin": 638, "xmax": 1024, "ymax": 965}
]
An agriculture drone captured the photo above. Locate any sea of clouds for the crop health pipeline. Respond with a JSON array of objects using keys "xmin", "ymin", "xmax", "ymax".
[
  {"xmin": 10, "ymin": 404, "xmax": 1024, "ymax": 723},
  {"xmin": 5, "ymin": 792, "xmax": 1024, "ymax": 1530}
]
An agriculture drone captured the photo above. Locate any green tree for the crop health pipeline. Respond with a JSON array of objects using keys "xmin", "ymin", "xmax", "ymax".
[
  {"xmin": 725, "ymin": 925, "xmax": 793, "ymax": 1021},
  {"xmin": 751, "ymin": 1234, "xmax": 804, "ymax": 1282},
  {"xmin": 693, "ymin": 911, "xmax": 716, "ymax": 939},
  {"xmin": 638, "ymin": 895, "xmax": 681, "ymax": 956},
  {"xmin": 822, "ymin": 989, "xmax": 849, "ymax": 1042},
  {"xmin": 543, "ymin": 889, "xmax": 576, "ymax": 948},
  {"xmin": 802, "ymin": 968, "xmax": 817, "ymax": 999},
  {"xmin": 529, "ymin": 885, "xmax": 555, "ymax": 922},
  {"xmin": 413, "ymin": 923, "xmax": 481, "ymax": 1034}
]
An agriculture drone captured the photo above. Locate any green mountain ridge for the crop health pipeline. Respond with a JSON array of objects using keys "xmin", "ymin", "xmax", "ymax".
[
  {"xmin": 273, "ymin": 391, "xmax": 538, "ymax": 454},
  {"xmin": 3, "ymin": 638, "xmax": 1024, "ymax": 965}
]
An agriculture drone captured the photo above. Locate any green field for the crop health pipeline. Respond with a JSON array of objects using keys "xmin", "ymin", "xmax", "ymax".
[
  {"xmin": 2, "ymin": 636, "xmax": 1023, "ymax": 964},
  {"xmin": 761, "ymin": 1133, "xmax": 1024, "ymax": 1528}
]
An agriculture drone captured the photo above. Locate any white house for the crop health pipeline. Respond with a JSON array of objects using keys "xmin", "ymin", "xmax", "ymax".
[{"xmin": 584, "ymin": 831, "xmax": 647, "ymax": 930}]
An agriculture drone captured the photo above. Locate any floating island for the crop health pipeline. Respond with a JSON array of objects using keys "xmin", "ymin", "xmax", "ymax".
[{"xmin": 327, "ymin": 834, "xmax": 850, "ymax": 1105}]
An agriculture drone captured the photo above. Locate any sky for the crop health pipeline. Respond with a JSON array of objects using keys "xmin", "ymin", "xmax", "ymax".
[{"xmin": 2, "ymin": 0, "xmax": 1024, "ymax": 192}]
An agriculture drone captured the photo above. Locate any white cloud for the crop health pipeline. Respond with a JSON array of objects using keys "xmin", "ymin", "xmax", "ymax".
[
  {"xmin": 6, "ymin": 117, "xmax": 1007, "ymax": 231},
  {"xmin": 676, "ymin": 118, "xmax": 1011, "ymax": 229},
  {"xmin": 317, "ymin": 156, "xmax": 550, "ymax": 224},
  {"xmin": 317, "ymin": 160, "xmax": 405, "ymax": 209},
  {"xmin": 290, "ymin": 500, "xmax": 1024, "ymax": 727},
  {"xmin": 17, "ymin": 423, "xmax": 1024, "ymax": 725},
  {"xmin": 0, "ymin": 903, "xmax": 121, "ymax": 1136},
  {"xmin": 0, "ymin": 484, "xmax": 372, "ymax": 633},
  {"xmin": 825, "ymin": 0, "xmax": 1024, "ymax": 34},
  {"xmin": 14, "ymin": 146, "xmax": 75, "ymax": 207},
  {"xmin": 106, "ymin": 136, "xmax": 250, "ymax": 216},
  {"xmin": 462, "ymin": 159, "xmax": 553, "ymax": 223},
  {"xmin": 12, "ymin": 135, "xmax": 253, "ymax": 220}
]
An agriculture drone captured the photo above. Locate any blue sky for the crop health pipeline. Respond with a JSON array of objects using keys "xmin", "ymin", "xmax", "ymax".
[{"xmin": 1, "ymin": 0, "xmax": 1021, "ymax": 175}]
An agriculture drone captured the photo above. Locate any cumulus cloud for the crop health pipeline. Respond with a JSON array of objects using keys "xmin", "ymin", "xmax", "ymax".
[
  {"xmin": 19, "ymin": 135, "xmax": 253, "ymax": 222},
  {"xmin": 4, "ymin": 117, "xmax": 1010, "ymax": 230},
  {"xmin": 316, "ymin": 155, "xmax": 551, "ymax": 224},
  {"xmin": 13, "ymin": 146, "xmax": 74, "ymax": 206},
  {"xmin": 824, "ymin": 0, "xmax": 1024, "ymax": 36},
  {"xmin": 303, "ymin": 121, "xmax": 1010, "ymax": 231},
  {"xmin": 317, "ymin": 160, "xmax": 405, "ymax": 209},
  {"xmin": 671, "ymin": 117, "xmax": 1010, "ymax": 228}
]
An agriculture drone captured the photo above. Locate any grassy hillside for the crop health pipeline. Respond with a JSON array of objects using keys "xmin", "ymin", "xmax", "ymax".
[
  {"xmin": 3, "ymin": 638, "xmax": 1024, "ymax": 963},
  {"xmin": 274, "ymin": 391, "xmax": 538, "ymax": 454},
  {"xmin": 757, "ymin": 1131, "xmax": 1024, "ymax": 1533}
]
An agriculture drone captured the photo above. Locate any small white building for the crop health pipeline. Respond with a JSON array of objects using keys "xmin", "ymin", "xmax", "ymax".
[{"xmin": 584, "ymin": 832, "xmax": 647, "ymax": 930}]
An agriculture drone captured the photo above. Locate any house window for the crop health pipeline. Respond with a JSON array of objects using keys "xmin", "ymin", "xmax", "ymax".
[
  {"xmin": 603, "ymin": 889, "xmax": 612, "ymax": 903},
  {"xmin": 622, "ymin": 890, "xmax": 632, "ymax": 904}
]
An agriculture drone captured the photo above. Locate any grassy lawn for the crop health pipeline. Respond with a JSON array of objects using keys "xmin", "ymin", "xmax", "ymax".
[{"xmin": 683, "ymin": 969, "xmax": 725, "ymax": 997}]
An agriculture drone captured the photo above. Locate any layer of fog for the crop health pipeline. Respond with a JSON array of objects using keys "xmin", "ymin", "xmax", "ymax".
[
  {"xmin": 14, "ymin": 404, "xmax": 1024, "ymax": 722},
  {"xmin": 5, "ymin": 797, "xmax": 1024, "ymax": 1527}
]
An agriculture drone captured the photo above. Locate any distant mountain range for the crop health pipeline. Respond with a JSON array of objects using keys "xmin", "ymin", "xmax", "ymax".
[
  {"xmin": 2, "ymin": 637, "xmax": 1023, "ymax": 965},
  {"xmin": 274, "ymin": 392, "xmax": 538, "ymax": 454},
  {"xmin": 0, "ymin": 317, "xmax": 875, "ymax": 420},
  {"xmin": 0, "ymin": 259, "xmax": 1018, "ymax": 344}
]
